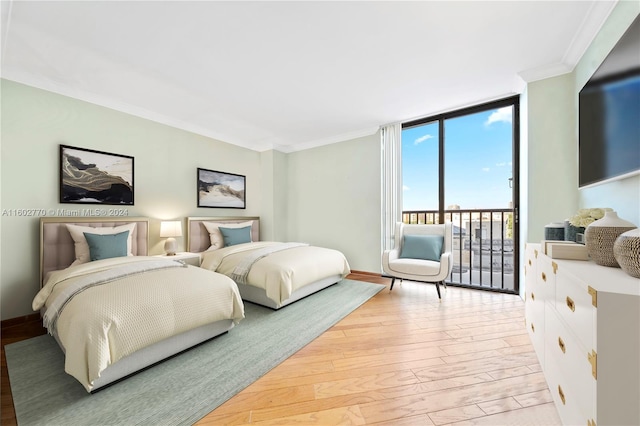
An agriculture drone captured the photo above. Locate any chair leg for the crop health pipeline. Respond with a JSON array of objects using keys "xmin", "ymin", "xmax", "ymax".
[
  {"xmin": 390, "ymin": 277, "xmax": 396, "ymax": 291},
  {"xmin": 435, "ymin": 280, "xmax": 442, "ymax": 299}
]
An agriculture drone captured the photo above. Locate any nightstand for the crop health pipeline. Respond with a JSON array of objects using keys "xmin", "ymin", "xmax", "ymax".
[{"xmin": 154, "ymin": 252, "xmax": 201, "ymax": 267}]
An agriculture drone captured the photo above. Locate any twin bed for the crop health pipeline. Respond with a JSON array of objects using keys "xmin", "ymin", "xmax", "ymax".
[
  {"xmin": 35, "ymin": 216, "xmax": 350, "ymax": 392},
  {"xmin": 187, "ymin": 217, "xmax": 350, "ymax": 309}
]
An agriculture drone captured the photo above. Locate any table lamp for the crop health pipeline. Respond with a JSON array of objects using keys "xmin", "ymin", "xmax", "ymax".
[{"xmin": 160, "ymin": 220, "xmax": 182, "ymax": 256}]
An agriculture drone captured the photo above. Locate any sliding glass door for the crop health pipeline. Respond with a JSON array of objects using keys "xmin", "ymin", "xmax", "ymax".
[{"xmin": 401, "ymin": 96, "xmax": 520, "ymax": 293}]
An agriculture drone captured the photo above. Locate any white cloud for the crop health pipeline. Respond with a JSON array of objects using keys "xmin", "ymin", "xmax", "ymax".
[
  {"xmin": 415, "ymin": 134, "xmax": 434, "ymax": 145},
  {"xmin": 403, "ymin": 185, "xmax": 410, "ymax": 191},
  {"xmin": 485, "ymin": 107, "xmax": 512, "ymax": 126},
  {"xmin": 482, "ymin": 167, "xmax": 490, "ymax": 172}
]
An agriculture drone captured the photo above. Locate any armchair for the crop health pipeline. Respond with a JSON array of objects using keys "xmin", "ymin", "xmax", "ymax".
[{"xmin": 382, "ymin": 222, "xmax": 453, "ymax": 299}]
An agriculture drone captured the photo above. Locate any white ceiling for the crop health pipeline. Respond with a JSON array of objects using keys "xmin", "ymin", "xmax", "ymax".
[{"xmin": 1, "ymin": 1, "xmax": 617, "ymax": 152}]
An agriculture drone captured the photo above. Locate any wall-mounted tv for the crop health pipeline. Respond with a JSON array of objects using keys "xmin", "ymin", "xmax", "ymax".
[{"xmin": 578, "ymin": 15, "xmax": 640, "ymax": 188}]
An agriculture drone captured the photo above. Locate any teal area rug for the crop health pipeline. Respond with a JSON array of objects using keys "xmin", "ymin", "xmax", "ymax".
[{"xmin": 6, "ymin": 279, "xmax": 384, "ymax": 425}]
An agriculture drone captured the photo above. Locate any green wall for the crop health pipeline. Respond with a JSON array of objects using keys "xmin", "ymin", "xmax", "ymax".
[
  {"xmin": 286, "ymin": 134, "xmax": 382, "ymax": 273},
  {"xmin": 524, "ymin": 72, "xmax": 578, "ymax": 244}
]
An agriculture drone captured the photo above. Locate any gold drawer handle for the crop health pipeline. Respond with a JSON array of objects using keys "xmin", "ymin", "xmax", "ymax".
[
  {"xmin": 541, "ymin": 272, "xmax": 547, "ymax": 282},
  {"xmin": 531, "ymin": 323, "xmax": 535, "ymax": 333},
  {"xmin": 558, "ymin": 385, "xmax": 566, "ymax": 405},
  {"xmin": 528, "ymin": 259, "xmax": 532, "ymax": 266},
  {"xmin": 531, "ymin": 292, "xmax": 535, "ymax": 301},
  {"xmin": 588, "ymin": 350, "xmax": 597, "ymax": 380},
  {"xmin": 558, "ymin": 337, "xmax": 566, "ymax": 353},
  {"xmin": 566, "ymin": 296, "xmax": 576, "ymax": 312}
]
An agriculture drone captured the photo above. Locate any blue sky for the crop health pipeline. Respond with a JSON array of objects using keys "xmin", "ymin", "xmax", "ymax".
[{"xmin": 402, "ymin": 107, "xmax": 513, "ymax": 211}]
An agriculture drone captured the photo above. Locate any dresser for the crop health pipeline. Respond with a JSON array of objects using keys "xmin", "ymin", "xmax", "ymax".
[{"xmin": 524, "ymin": 243, "xmax": 640, "ymax": 425}]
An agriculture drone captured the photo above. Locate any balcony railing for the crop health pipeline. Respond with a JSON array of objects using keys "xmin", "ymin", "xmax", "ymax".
[{"xmin": 403, "ymin": 209, "xmax": 517, "ymax": 293}]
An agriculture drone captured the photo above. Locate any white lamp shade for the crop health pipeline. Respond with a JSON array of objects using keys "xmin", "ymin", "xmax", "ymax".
[
  {"xmin": 160, "ymin": 221, "xmax": 182, "ymax": 256},
  {"xmin": 160, "ymin": 221, "xmax": 183, "ymax": 238}
]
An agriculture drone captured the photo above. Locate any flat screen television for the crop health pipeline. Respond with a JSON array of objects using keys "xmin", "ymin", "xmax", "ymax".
[{"xmin": 578, "ymin": 16, "xmax": 640, "ymax": 188}]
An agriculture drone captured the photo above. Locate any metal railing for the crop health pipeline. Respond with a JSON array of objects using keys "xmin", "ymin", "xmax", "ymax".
[{"xmin": 403, "ymin": 209, "xmax": 517, "ymax": 293}]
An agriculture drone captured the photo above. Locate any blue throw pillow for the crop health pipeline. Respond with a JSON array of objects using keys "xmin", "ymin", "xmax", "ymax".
[
  {"xmin": 219, "ymin": 226, "xmax": 252, "ymax": 247},
  {"xmin": 399, "ymin": 234, "xmax": 443, "ymax": 261},
  {"xmin": 83, "ymin": 231, "xmax": 130, "ymax": 261}
]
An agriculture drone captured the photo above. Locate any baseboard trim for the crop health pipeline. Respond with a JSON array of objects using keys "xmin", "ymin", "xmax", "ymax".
[
  {"xmin": 1, "ymin": 313, "xmax": 41, "ymax": 331},
  {"xmin": 348, "ymin": 270, "xmax": 382, "ymax": 277}
]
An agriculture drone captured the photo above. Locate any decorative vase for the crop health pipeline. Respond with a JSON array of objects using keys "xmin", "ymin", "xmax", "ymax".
[
  {"xmin": 585, "ymin": 211, "xmax": 637, "ymax": 267},
  {"xmin": 564, "ymin": 220, "xmax": 585, "ymax": 242},
  {"xmin": 613, "ymin": 229, "xmax": 640, "ymax": 278},
  {"xmin": 545, "ymin": 222, "xmax": 565, "ymax": 241}
]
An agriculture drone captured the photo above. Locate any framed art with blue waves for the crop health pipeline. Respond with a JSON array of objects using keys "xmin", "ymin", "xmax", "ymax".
[{"xmin": 60, "ymin": 145, "xmax": 134, "ymax": 205}]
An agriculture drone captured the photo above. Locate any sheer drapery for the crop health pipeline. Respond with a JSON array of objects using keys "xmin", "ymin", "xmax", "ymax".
[{"xmin": 381, "ymin": 123, "xmax": 402, "ymax": 255}]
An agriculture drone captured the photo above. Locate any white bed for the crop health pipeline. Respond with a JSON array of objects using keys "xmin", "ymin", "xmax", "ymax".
[
  {"xmin": 36, "ymin": 217, "xmax": 244, "ymax": 392},
  {"xmin": 187, "ymin": 217, "xmax": 351, "ymax": 309}
]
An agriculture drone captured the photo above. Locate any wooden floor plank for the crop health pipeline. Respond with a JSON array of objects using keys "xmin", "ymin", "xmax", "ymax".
[
  {"xmin": 443, "ymin": 402, "xmax": 561, "ymax": 425},
  {"xmin": 357, "ymin": 373, "xmax": 550, "ymax": 424},
  {"xmin": 313, "ymin": 370, "xmax": 420, "ymax": 399},
  {"xmin": 428, "ymin": 403, "xmax": 487, "ymax": 425},
  {"xmin": 201, "ymin": 279, "xmax": 560, "ymax": 425},
  {"xmin": 477, "ymin": 396, "xmax": 523, "ymax": 415}
]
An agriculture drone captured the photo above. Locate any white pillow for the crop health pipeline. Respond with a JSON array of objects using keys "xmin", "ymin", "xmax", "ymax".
[
  {"xmin": 66, "ymin": 223, "xmax": 137, "ymax": 265},
  {"xmin": 203, "ymin": 221, "xmax": 253, "ymax": 251}
]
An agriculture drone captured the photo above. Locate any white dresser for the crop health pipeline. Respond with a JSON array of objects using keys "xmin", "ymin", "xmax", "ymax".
[{"xmin": 525, "ymin": 243, "xmax": 640, "ymax": 425}]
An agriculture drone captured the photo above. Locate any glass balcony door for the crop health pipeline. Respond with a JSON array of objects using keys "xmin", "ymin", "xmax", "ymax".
[{"xmin": 401, "ymin": 96, "xmax": 520, "ymax": 293}]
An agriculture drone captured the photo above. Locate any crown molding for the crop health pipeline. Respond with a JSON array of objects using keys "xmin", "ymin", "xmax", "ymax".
[
  {"xmin": 517, "ymin": 0, "xmax": 617, "ymax": 83},
  {"xmin": 561, "ymin": 0, "xmax": 617, "ymax": 68},
  {"xmin": 517, "ymin": 62, "xmax": 573, "ymax": 83},
  {"xmin": 273, "ymin": 127, "xmax": 380, "ymax": 154},
  {"xmin": 1, "ymin": 70, "xmax": 276, "ymax": 152}
]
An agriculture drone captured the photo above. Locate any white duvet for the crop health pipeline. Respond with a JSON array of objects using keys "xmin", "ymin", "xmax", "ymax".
[
  {"xmin": 32, "ymin": 256, "xmax": 244, "ymax": 391},
  {"xmin": 200, "ymin": 241, "xmax": 351, "ymax": 304}
]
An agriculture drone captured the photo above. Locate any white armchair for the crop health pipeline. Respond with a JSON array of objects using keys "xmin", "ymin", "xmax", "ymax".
[{"xmin": 382, "ymin": 222, "xmax": 453, "ymax": 299}]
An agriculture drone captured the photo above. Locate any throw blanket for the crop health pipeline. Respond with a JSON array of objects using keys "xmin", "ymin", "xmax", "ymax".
[
  {"xmin": 229, "ymin": 242, "xmax": 308, "ymax": 284},
  {"xmin": 42, "ymin": 259, "xmax": 186, "ymax": 333}
]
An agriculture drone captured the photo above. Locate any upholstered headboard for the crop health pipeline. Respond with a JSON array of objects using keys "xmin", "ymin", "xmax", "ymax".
[
  {"xmin": 40, "ymin": 217, "xmax": 149, "ymax": 285},
  {"xmin": 187, "ymin": 217, "xmax": 260, "ymax": 253}
]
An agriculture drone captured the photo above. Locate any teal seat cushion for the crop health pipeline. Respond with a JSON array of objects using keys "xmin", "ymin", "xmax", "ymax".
[
  {"xmin": 83, "ymin": 231, "xmax": 130, "ymax": 261},
  {"xmin": 399, "ymin": 234, "xmax": 443, "ymax": 261},
  {"xmin": 219, "ymin": 226, "xmax": 252, "ymax": 247}
]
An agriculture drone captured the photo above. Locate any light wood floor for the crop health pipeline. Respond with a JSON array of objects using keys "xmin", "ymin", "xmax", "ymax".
[
  {"xmin": 2, "ymin": 274, "xmax": 561, "ymax": 425},
  {"xmin": 197, "ymin": 274, "xmax": 561, "ymax": 425}
]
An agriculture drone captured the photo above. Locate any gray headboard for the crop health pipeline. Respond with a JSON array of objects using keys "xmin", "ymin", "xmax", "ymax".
[
  {"xmin": 187, "ymin": 217, "xmax": 260, "ymax": 253},
  {"xmin": 40, "ymin": 217, "xmax": 149, "ymax": 285}
]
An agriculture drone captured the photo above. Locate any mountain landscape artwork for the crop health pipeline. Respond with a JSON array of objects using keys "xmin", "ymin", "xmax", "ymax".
[
  {"xmin": 198, "ymin": 168, "xmax": 245, "ymax": 208},
  {"xmin": 60, "ymin": 145, "xmax": 134, "ymax": 205}
]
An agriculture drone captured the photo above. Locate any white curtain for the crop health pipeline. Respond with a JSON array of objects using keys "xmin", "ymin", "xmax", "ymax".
[{"xmin": 381, "ymin": 123, "xmax": 402, "ymax": 254}]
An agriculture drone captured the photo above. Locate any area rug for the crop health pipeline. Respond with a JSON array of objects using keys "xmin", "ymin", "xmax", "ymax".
[{"xmin": 6, "ymin": 279, "xmax": 384, "ymax": 425}]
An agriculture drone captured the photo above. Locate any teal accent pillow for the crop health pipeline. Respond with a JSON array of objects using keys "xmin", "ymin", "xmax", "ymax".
[
  {"xmin": 219, "ymin": 226, "xmax": 252, "ymax": 247},
  {"xmin": 83, "ymin": 231, "xmax": 130, "ymax": 261},
  {"xmin": 399, "ymin": 234, "xmax": 443, "ymax": 261}
]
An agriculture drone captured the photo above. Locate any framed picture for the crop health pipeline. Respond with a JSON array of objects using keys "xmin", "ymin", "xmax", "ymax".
[
  {"xmin": 197, "ymin": 168, "xmax": 246, "ymax": 209},
  {"xmin": 60, "ymin": 145, "xmax": 134, "ymax": 205}
]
